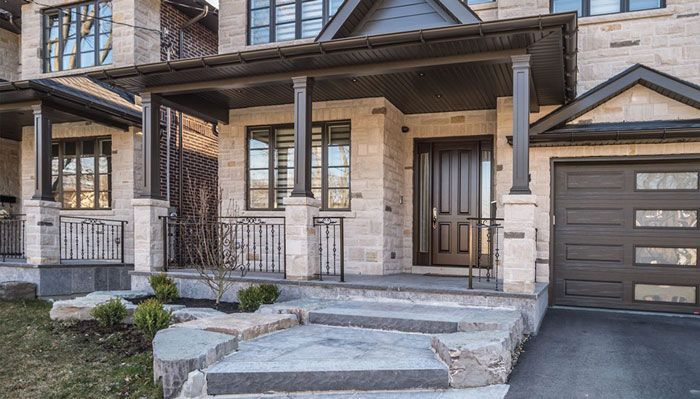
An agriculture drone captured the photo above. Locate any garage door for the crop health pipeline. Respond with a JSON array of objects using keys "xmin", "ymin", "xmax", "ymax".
[{"xmin": 553, "ymin": 159, "xmax": 700, "ymax": 313}]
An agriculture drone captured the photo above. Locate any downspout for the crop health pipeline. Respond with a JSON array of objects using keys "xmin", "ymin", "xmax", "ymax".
[{"xmin": 179, "ymin": 5, "xmax": 209, "ymax": 59}]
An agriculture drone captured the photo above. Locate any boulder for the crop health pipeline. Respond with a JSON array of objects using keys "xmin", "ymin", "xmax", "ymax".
[
  {"xmin": 87, "ymin": 290, "xmax": 150, "ymax": 300},
  {"xmin": 153, "ymin": 328, "xmax": 237, "ymax": 399},
  {"xmin": 163, "ymin": 304, "xmax": 187, "ymax": 313},
  {"xmin": 50, "ymin": 295, "xmax": 136, "ymax": 322},
  {"xmin": 170, "ymin": 307, "xmax": 226, "ymax": 324},
  {"xmin": 431, "ymin": 330, "xmax": 513, "ymax": 388},
  {"xmin": 0, "ymin": 281, "xmax": 37, "ymax": 300},
  {"xmin": 172, "ymin": 313, "xmax": 298, "ymax": 340}
]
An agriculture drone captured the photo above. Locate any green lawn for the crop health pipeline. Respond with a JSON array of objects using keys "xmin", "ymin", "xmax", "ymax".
[{"xmin": 0, "ymin": 300, "xmax": 162, "ymax": 399}]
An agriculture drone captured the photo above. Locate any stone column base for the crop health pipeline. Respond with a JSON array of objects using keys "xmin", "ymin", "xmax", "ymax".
[
  {"xmin": 501, "ymin": 194, "xmax": 537, "ymax": 294},
  {"xmin": 132, "ymin": 198, "xmax": 170, "ymax": 273},
  {"xmin": 24, "ymin": 199, "xmax": 61, "ymax": 265},
  {"xmin": 284, "ymin": 196, "xmax": 321, "ymax": 281}
]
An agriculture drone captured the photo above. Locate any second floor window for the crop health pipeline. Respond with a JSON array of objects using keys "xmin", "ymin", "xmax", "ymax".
[
  {"xmin": 551, "ymin": 0, "xmax": 664, "ymax": 17},
  {"xmin": 52, "ymin": 138, "xmax": 112, "ymax": 209},
  {"xmin": 249, "ymin": 0, "xmax": 344, "ymax": 45},
  {"xmin": 43, "ymin": 0, "xmax": 113, "ymax": 72}
]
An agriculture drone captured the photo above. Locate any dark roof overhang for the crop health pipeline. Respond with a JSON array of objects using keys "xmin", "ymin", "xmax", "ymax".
[
  {"xmin": 90, "ymin": 12, "xmax": 578, "ymax": 123},
  {"xmin": 530, "ymin": 64, "xmax": 700, "ymax": 135},
  {"xmin": 0, "ymin": 0, "xmax": 24, "ymax": 33},
  {"xmin": 0, "ymin": 78, "xmax": 142, "ymax": 141},
  {"xmin": 507, "ymin": 119, "xmax": 700, "ymax": 147}
]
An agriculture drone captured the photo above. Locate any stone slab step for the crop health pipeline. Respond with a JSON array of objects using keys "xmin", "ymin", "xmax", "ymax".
[
  {"xmin": 212, "ymin": 384, "xmax": 510, "ymax": 399},
  {"xmin": 307, "ymin": 300, "xmax": 523, "ymax": 336},
  {"xmin": 205, "ymin": 325, "xmax": 449, "ymax": 395}
]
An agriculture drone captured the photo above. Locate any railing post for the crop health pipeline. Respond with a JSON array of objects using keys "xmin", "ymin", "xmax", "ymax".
[
  {"xmin": 162, "ymin": 217, "xmax": 168, "ymax": 271},
  {"xmin": 468, "ymin": 220, "xmax": 475, "ymax": 289},
  {"xmin": 339, "ymin": 217, "xmax": 345, "ymax": 283}
]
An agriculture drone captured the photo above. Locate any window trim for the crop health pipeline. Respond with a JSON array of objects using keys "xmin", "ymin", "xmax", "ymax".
[
  {"xmin": 550, "ymin": 0, "xmax": 666, "ymax": 17},
  {"xmin": 247, "ymin": 0, "xmax": 340, "ymax": 45},
  {"xmin": 245, "ymin": 121, "xmax": 352, "ymax": 211},
  {"xmin": 42, "ymin": 0, "xmax": 113, "ymax": 72},
  {"xmin": 52, "ymin": 137, "xmax": 112, "ymax": 210}
]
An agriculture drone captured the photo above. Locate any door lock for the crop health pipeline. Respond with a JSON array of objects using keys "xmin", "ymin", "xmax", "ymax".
[{"xmin": 432, "ymin": 207, "xmax": 438, "ymax": 230}]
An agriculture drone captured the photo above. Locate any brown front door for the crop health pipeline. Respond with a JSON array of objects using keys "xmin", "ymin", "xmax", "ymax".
[{"xmin": 431, "ymin": 142, "xmax": 479, "ymax": 266}]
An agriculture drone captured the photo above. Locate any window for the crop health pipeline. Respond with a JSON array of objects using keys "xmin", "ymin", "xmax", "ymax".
[
  {"xmin": 43, "ymin": 0, "xmax": 113, "ymax": 72},
  {"xmin": 249, "ymin": 0, "xmax": 344, "ymax": 45},
  {"xmin": 635, "ymin": 210, "xmax": 698, "ymax": 229},
  {"xmin": 247, "ymin": 122, "xmax": 351, "ymax": 210},
  {"xmin": 551, "ymin": 0, "xmax": 664, "ymax": 17},
  {"xmin": 636, "ymin": 172, "xmax": 699, "ymax": 190},
  {"xmin": 635, "ymin": 246, "xmax": 698, "ymax": 266},
  {"xmin": 51, "ymin": 138, "xmax": 112, "ymax": 209},
  {"xmin": 467, "ymin": 0, "xmax": 495, "ymax": 4},
  {"xmin": 634, "ymin": 284, "xmax": 696, "ymax": 304}
]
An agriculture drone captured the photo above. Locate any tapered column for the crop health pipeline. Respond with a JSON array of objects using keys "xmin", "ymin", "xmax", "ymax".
[
  {"xmin": 141, "ymin": 92, "xmax": 163, "ymax": 199},
  {"xmin": 32, "ymin": 104, "xmax": 53, "ymax": 201},
  {"xmin": 510, "ymin": 55, "xmax": 531, "ymax": 195},
  {"xmin": 291, "ymin": 76, "xmax": 314, "ymax": 198}
]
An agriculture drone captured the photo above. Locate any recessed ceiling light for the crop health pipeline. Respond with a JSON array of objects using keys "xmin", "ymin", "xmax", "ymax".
[
  {"xmin": 435, "ymin": 94, "xmax": 442, "ymax": 99},
  {"xmin": 419, "ymin": 72, "xmax": 426, "ymax": 77},
  {"xmin": 351, "ymin": 78, "xmax": 358, "ymax": 83}
]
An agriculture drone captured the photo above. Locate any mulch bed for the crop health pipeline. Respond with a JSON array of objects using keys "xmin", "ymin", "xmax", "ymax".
[
  {"xmin": 131, "ymin": 296, "xmax": 241, "ymax": 314},
  {"xmin": 55, "ymin": 321, "xmax": 151, "ymax": 355}
]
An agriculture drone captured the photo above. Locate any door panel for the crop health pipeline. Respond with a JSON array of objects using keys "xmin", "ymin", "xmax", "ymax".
[
  {"xmin": 553, "ymin": 160, "xmax": 700, "ymax": 313},
  {"xmin": 431, "ymin": 142, "xmax": 479, "ymax": 266}
]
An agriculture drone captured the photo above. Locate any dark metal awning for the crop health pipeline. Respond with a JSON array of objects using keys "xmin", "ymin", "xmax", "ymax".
[
  {"xmin": 90, "ymin": 12, "xmax": 578, "ymax": 123},
  {"xmin": 0, "ymin": 76, "xmax": 141, "ymax": 140}
]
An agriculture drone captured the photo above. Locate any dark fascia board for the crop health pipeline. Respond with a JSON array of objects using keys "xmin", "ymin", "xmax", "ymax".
[
  {"xmin": 530, "ymin": 64, "xmax": 700, "ymax": 135},
  {"xmin": 316, "ymin": 0, "xmax": 481, "ymax": 42}
]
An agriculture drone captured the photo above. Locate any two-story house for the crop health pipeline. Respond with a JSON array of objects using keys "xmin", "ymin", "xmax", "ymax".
[{"xmin": 0, "ymin": 0, "xmax": 220, "ymax": 296}]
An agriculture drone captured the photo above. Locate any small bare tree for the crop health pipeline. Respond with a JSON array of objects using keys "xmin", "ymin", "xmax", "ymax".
[{"xmin": 182, "ymin": 178, "xmax": 245, "ymax": 305}]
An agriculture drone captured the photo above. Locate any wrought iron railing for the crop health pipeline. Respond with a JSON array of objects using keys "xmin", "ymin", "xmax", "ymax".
[
  {"xmin": 313, "ymin": 217, "xmax": 345, "ymax": 282},
  {"xmin": 163, "ymin": 216, "xmax": 286, "ymax": 276},
  {"xmin": 0, "ymin": 214, "xmax": 25, "ymax": 262},
  {"xmin": 59, "ymin": 216, "xmax": 127, "ymax": 263},
  {"xmin": 467, "ymin": 218, "xmax": 503, "ymax": 291}
]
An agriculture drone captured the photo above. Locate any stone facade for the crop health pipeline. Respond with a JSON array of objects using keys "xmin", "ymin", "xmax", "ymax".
[
  {"xmin": 0, "ymin": 28, "xmax": 20, "ymax": 81},
  {"xmin": 0, "ymin": 138, "xmax": 21, "ymax": 213}
]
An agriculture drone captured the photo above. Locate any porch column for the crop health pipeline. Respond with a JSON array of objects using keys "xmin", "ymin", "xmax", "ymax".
[
  {"xmin": 25, "ymin": 104, "xmax": 61, "ymax": 265},
  {"xmin": 133, "ymin": 93, "xmax": 169, "ymax": 274},
  {"xmin": 502, "ymin": 54, "xmax": 537, "ymax": 294},
  {"xmin": 285, "ymin": 76, "xmax": 320, "ymax": 280}
]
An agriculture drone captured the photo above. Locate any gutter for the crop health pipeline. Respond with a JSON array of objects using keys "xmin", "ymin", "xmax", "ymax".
[{"xmin": 506, "ymin": 127, "xmax": 700, "ymax": 147}]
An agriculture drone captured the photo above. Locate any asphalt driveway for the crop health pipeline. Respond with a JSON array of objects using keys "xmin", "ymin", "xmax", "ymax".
[{"xmin": 507, "ymin": 308, "xmax": 700, "ymax": 399}]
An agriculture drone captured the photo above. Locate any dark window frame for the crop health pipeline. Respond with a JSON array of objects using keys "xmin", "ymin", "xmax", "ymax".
[
  {"xmin": 42, "ymin": 0, "xmax": 113, "ymax": 72},
  {"xmin": 550, "ymin": 0, "xmax": 666, "ymax": 17},
  {"xmin": 246, "ymin": 121, "xmax": 352, "ymax": 211},
  {"xmin": 51, "ymin": 137, "xmax": 113, "ymax": 210},
  {"xmin": 247, "ymin": 0, "xmax": 343, "ymax": 45}
]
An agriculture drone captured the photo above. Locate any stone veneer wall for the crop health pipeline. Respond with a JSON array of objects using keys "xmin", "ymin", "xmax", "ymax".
[
  {"xmin": 20, "ymin": 122, "xmax": 141, "ymax": 264},
  {"xmin": 0, "ymin": 138, "xmax": 21, "ymax": 213},
  {"xmin": 219, "ymin": 98, "xmax": 409, "ymax": 275},
  {"xmin": 0, "ymin": 28, "xmax": 20, "ymax": 81},
  {"xmin": 20, "ymin": 0, "xmax": 161, "ymax": 80}
]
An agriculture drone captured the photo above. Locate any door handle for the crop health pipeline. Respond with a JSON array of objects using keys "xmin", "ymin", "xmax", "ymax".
[{"xmin": 432, "ymin": 207, "xmax": 438, "ymax": 230}]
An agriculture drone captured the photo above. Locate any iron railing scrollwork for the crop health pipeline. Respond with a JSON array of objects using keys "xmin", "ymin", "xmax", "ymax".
[
  {"xmin": 467, "ymin": 218, "xmax": 503, "ymax": 291},
  {"xmin": 59, "ymin": 216, "xmax": 126, "ymax": 263},
  {"xmin": 0, "ymin": 214, "xmax": 25, "ymax": 262},
  {"xmin": 313, "ymin": 217, "xmax": 345, "ymax": 282},
  {"xmin": 162, "ymin": 216, "xmax": 286, "ymax": 276}
]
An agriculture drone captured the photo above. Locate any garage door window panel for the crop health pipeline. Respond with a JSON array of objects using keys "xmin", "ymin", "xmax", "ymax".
[
  {"xmin": 634, "ymin": 246, "xmax": 697, "ymax": 267},
  {"xmin": 635, "ymin": 210, "xmax": 698, "ymax": 229},
  {"xmin": 635, "ymin": 172, "xmax": 699, "ymax": 191},
  {"xmin": 634, "ymin": 284, "xmax": 697, "ymax": 304}
]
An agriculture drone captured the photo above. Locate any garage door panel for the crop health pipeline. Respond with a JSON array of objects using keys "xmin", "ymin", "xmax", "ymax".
[{"xmin": 553, "ymin": 159, "xmax": 700, "ymax": 313}]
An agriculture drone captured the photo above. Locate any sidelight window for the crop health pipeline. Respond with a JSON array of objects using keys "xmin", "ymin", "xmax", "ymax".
[
  {"xmin": 247, "ymin": 121, "xmax": 351, "ymax": 210},
  {"xmin": 43, "ymin": 0, "xmax": 113, "ymax": 72}
]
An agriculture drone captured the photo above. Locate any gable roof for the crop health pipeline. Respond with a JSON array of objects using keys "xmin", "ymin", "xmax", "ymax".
[
  {"xmin": 316, "ymin": 0, "xmax": 481, "ymax": 42},
  {"xmin": 530, "ymin": 64, "xmax": 700, "ymax": 135}
]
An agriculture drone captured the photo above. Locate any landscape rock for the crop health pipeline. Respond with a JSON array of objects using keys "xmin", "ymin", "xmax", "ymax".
[
  {"xmin": 170, "ymin": 307, "xmax": 226, "ymax": 324},
  {"xmin": 172, "ymin": 313, "xmax": 298, "ymax": 340},
  {"xmin": 163, "ymin": 304, "xmax": 187, "ymax": 313},
  {"xmin": 153, "ymin": 328, "xmax": 238, "ymax": 399},
  {"xmin": 50, "ymin": 295, "xmax": 136, "ymax": 322},
  {"xmin": 0, "ymin": 281, "xmax": 37, "ymax": 300},
  {"xmin": 256, "ymin": 299, "xmax": 329, "ymax": 324},
  {"xmin": 177, "ymin": 370, "xmax": 207, "ymax": 399},
  {"xmin": 431, "ymin": 331, "xmax": 513, "ymax": 388},
  {"xmin": 87, "ymin": 290, "xmax": 150, "ymax": 300}
]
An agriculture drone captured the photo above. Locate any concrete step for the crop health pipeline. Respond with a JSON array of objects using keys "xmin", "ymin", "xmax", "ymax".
[
  {"xmin": 204, "ymin": 325, "xmax": 449, "ymax": 396},
  {"xmin": 307, "ymin": 301, "xmax": 524, "ymax": 337},
  {"xmin": 212, "ymin": 384, "xmax": 510, "ymax": 398}
]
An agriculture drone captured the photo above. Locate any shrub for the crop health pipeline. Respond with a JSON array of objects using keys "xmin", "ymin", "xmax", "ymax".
[
  {"xmin": 90, "ymin": 298, "xmax": 128, "ymax": 328},
  {"xmin": 149, "ymin": 273, "xmax": 179, "ymax": 303},
  {"xmin": 133, "ymin": 299, "xmax": 171, "ymax": 341},
  {"xmin": 237, "ymin": 284, "xmax": 280, "ymax": 312}
]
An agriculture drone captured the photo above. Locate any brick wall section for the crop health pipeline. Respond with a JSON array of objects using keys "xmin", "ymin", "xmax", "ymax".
[
  {"xmin": 0, "ymin": 28, "xmax": 20, "ymax": 81},
  {"xmin": 160, "ymin": 2, "xmax": 217, "ymax": 60}
]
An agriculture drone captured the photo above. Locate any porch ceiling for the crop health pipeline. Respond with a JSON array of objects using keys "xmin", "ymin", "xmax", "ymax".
[{"xmin": 90, "ymin": 13, "xmax": 578, "ymax": 121}]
